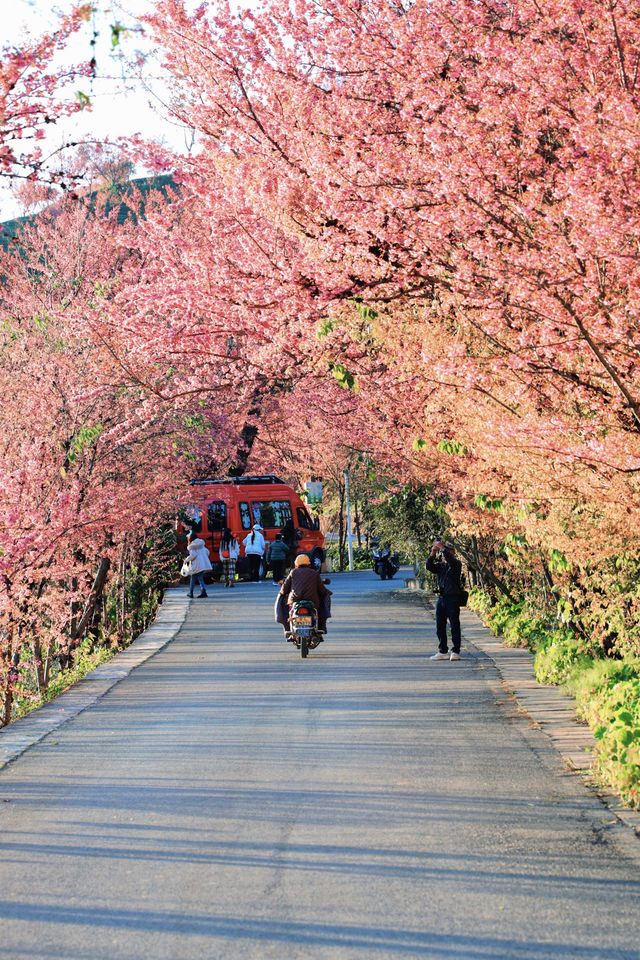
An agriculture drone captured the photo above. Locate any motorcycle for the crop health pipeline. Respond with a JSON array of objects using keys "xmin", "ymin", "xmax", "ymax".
[
  {"xmin": 373, "ymin": 544, "xmax": 400, "ymax": 580},
  {"xmin": 289, "ymin": 599, "xmax": 324, "ymax": 658},
  {"xmin": 284, "ymin": 578, "xmax": 331, "ymax": 658}
]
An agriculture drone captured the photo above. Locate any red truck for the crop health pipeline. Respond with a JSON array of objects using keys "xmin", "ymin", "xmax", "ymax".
[{"xmin": 178, "ymin": 474, "xmax": 325, "ymax": 580}]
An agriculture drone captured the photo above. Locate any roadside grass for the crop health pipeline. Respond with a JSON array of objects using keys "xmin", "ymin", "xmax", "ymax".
[
  {"xmin": 13, "ymin": 637, "xmax": 119, "ymax": 722},
  {"xmin": 469, "ymin": 588, "xmax": 640, "ymax": 810}
]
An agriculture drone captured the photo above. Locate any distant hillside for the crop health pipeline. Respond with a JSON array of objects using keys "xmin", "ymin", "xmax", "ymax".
[{"xmin": 0, "ymin": 173, "xmax": 177, "ymax": 253}]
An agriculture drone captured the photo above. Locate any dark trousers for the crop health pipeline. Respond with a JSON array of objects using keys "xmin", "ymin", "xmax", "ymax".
[
  {"xmin": 247, "ymin": 554, "xmax": 261, "ymax": 581},
  {"xmin": 271, "ymin": 559, "xmax": 285, "ymax": 582},
  {"xmin": 435, "ymin": 596, "xmax": 461, "ymax": 653}
]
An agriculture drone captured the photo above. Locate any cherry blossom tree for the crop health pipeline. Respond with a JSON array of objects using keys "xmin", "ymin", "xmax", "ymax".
[
  {"xmin": 0, "ymin": 4, "xmax": 92, "ymax": 193},
  {"xmin": 134, "ymin": 0, "xmax": 640, "ymax": 568},
  {"xmin": 0, "ymin": 188, "xmax": 232, "ymax": 723}
]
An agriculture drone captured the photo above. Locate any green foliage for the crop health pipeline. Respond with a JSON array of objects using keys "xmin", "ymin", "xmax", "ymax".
[
  {"xmin": 534, "ymin": 632, "xmax": 597, "ymax": 685},
  {"xmin": 317, "ymin": 319, "xmax": 335, "ymax": 339},
  {"xmin": 371, "ymin": 484, "xmax": 449, "ymax": 567},
  {"xmin": 68, "ymin": 423, "xmax": 103, "ymax": 462},
  {"xmin": 437, "ymin": 439, "xmax": 469, "ymax": 457},
  {"xmin": 353, "ymin": 302, "xmax": 377, "ymax": 323},
  {"xmin": 329, "ymin": 361, "xmax": 359, "ymax": 393},
  {"xmin": 547, "ymin": 549, "xmax": 571, "ymax": 574},
  {"xmin": 325, "ymin": 543, "xmax": 371, "ymax": 571},
  {"xmin": 570, "ymin": 661, "xmax": 640, "ymax": 809},
  {"xmin": 10, "ymin": 524, "xmax": 178, "ymax": 724},
  {"xmin": 472, "ymin": 584, "xmax": 640, "ymax": 809},
  {"xmin": 111, "ymin": 23, "xmax": 127, "ymax": 48},
  {"xmin": 470, "ymin": 593, "xmax": 553, "ymax": 651},
  {"xmin": 474, "ymin": 493, "xmax": 504, "ymax": 512}
]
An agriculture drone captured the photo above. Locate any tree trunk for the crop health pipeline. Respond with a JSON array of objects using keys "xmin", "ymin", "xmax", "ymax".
[
  {"xmin": 338, "ymin": 480, "xmax": 346, "ymax": 572},
  {"xmin": 354, "ymin": 495, "xmax": 362, "ymax": 548},
  {"xmin": 71, "ymin": 557, "xmax": 111, "ymax": 644}
]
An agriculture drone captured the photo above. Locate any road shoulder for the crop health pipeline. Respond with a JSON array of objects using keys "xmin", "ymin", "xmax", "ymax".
[
  {"xmin": 454, "ymin": 602, "xmax": 640, "ymax": 854},
  {"xmin": 0, "ymin": 587, "xmax": 190, "ymax": 769}
]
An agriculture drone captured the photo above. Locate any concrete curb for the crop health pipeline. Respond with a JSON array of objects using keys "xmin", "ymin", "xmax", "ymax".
[
  {"xmin": 415, "ymin": 590, "xmax": 640, "ymax": 848},
  {"xmin": 0, "ymin": 587, "xmax": 190, "ymax": 768}
]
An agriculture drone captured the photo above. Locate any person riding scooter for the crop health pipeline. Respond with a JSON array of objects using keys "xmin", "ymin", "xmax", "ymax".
[{"xmin": 278, "ymin": 554, "xmax": 332, "ymax": 638}]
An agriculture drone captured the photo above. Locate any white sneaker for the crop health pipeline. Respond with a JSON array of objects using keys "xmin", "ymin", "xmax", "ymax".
[
  {"xmin": 450, "ymin": 652, "xmax": 461, "ymax": 661},
  {"xmin": 430, "ymin": 651, "xmax": 450, "ymax": 660}
]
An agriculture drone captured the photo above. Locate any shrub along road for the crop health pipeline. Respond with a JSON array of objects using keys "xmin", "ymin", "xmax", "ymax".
[{"xmin": 0, "ymin": 570, "xmax": 639, "ymax": 959}]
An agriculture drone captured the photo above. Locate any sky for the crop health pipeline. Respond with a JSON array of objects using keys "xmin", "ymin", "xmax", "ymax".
[{"xmin": 1, "ymin": 0, "xmax": 194, "ymax": 218}]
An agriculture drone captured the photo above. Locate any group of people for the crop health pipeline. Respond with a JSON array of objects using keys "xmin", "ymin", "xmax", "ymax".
[
  {"xmin": 183, "ymin": 518, "xmax": 299, "ymax": 597},
  {"xmin": 185, "ymin": 525, "xmax": 464, "ymax": 657}
]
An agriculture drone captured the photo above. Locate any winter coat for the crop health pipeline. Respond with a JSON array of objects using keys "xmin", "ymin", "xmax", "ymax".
[
  {"xmin": 267, "ymin": 539, "xmax": 289, "ymax": 564},
  {"xmin": 188, "ymin": 538, "xmax": 212, "ymax": 575},
  {"xmin": 243, "ymin": 530, "xmax": 266, "ymax": 556},
  {"xmin": 219, "ymin": 538, "xmax": 239, "ymax": 562},
  {"xmin": 425, "ymin": 547, "xmax": 462, "ymax": 597},
  {"xmin": 279, "ymin": 566, "xmax": 331, "ymax": 611}
]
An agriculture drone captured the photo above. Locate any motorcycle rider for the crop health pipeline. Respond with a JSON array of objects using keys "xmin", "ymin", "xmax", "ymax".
[
  {"xmin": 278, "ymin": 554, "xmax": 332, "ymax": 638},
  {"xmin": 373, "ymin": 540, "xmax": 399, "ymax": 578}
]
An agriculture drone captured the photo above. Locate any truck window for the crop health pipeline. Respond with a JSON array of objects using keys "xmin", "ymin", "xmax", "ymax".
[
  {"xmin": 182, "ymin": 506, "xmax": 202, "ymax": 533},
  {"xmin": 240, "ymin": 502, "xmax": 252, "ymax": 530},
  {"xmin": 296, "ymin": 506, "xmax": 314, "ymax": 530},
  {"xmin": 251, "ymin": 500, "xmax": 292, "ymax": 529},
  {"xmin": 207, "ymin": 501, "xmax": 226, "ymax": 532}
]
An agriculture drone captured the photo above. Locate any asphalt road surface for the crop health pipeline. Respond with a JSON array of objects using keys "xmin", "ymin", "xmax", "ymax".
[{"xmin": 1, "ymin": 570, "xmax": 639, "ymax": 960}]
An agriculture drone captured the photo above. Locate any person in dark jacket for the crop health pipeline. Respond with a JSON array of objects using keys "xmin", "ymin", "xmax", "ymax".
[
  {"xmin": 280, "ymin": 518, "xmax": 297, "ymax": 569},
  {"xmin": 267, "ymin": 534, "xmax": 289, "ymax": 583},
  {"xmin": 425, "ymin": 539, "xmax": 463, "ymax": 661},
  {"xmin": 279, "ymin": 554, "xmax": 332, "ymax": 636}
]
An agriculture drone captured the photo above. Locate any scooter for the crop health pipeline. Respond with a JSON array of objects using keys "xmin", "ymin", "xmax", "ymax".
[
  {"xmin": 289, "ymin": 599, "xmax": 324, "ymax": 658},
  {"xmin": 286, "ymin": 577, "xmax": 331, "ymax": 658},
  {"xmin": 373, "ymin": 544, "xmax": 400, "ymax": 580}
]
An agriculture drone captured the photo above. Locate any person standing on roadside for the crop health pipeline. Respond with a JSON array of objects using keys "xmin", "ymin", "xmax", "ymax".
[
  {"xmin": 243, "ymin": 523, "xmax": 266, "ymax": 581},
  {"xmin": 219, "ymin": 527, "xmax": 239, "ymax": 587},
  {"xmin": 425, "ymin": 538, "xmax": 463, "ymax": 661},
  {"xmin": 186, "ymin": 530, "xmax": 212, "ymax": 598},
  {"xmin": 267, "ymin": 533, "xmax": 289, "ymax": 583},
  {"xmin": 280, "ymin": 517, "xmax": 297, "ymax": 570}
]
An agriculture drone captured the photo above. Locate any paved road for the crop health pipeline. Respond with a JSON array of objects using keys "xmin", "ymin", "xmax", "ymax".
[{"xmin": 1, "ymin": 571, "xmax": 639, "ymax": 960}]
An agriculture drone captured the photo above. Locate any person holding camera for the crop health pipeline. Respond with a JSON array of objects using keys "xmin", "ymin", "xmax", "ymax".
[{"xmin": 425, "ymin": 539, "xmax": 463, "ymax": 661}]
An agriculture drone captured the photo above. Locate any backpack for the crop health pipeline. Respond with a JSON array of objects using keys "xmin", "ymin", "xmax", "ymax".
[{"xmin": 459, "ymin": 572, "xmax": 469, "ymax": 607}]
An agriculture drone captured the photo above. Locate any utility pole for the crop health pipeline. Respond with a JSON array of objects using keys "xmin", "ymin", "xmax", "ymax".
[{"xmin": 344, "ymin": 470, "xmax": 354, "ymax": 571}]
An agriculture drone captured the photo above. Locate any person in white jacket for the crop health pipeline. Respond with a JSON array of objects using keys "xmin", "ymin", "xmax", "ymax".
[
  {"xmin": 186, "ymin": 531, "xmax": 212, "ymax": 598},
  {"xmin": 242, "ymin": 523, "xmax": 266, "ymax": 581},
  {"xmin": 219, "ymin": 527, "xmax": 240, "ymax": 587}
]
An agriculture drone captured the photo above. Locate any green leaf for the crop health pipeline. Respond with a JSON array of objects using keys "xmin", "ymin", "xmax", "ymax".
[
  {"xmin": 68, "ymin": 423, "xmax": 103, "ymax": 462},
  {"xmin": 111, "ymin": 23, "xmax": 127, "ymax": 48},
  {"xmin": 615, "ymin": 727, "xmax": 634, "ymax": 747},
  {"xmin": 354, "ymin": 301, "xmax": 377, "ymax": 322},
  {"xmin": 329, "ymin": 362, "xmax": 359, "ymax": 394},
  {"xmin": 438, "ymin": 439, "xmax": 469, "ymax": 457},
  {"xmin": 317, "ymin": 319, "xmax": 334, "ymax": 339},
  {"xmin": 75, "ymin": 91, "xmax": 91, "ymax": 109},
  {"xmin": 413, "ymin": 437, "xmax": 427, "ymax": 452}
]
